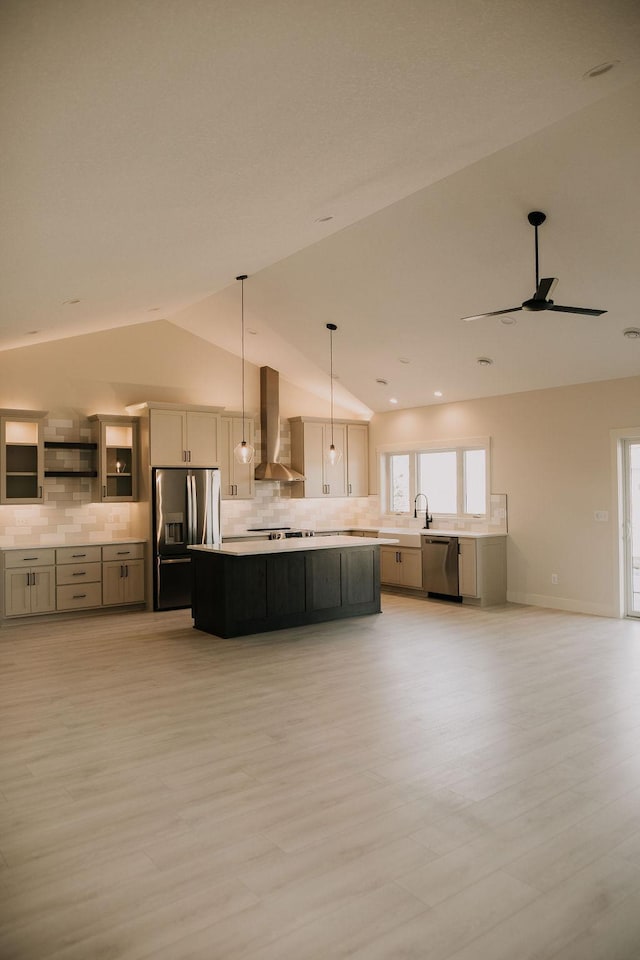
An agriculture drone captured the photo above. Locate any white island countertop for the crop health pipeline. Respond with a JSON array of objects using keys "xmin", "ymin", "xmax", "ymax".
[{"xmin": 189, "ymin": 535, "xmax": 397, "ymax": 557}]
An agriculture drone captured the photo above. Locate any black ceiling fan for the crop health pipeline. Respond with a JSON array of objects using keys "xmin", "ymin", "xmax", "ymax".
[{"xmin": 462, "ymin": 211, "xmax": 607, "ymax": 322}]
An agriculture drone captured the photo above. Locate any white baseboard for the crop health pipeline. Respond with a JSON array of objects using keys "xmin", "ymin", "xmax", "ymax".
[{"xmin": 506, "ymin": 591, "xmax": 618, "ymax": 619}]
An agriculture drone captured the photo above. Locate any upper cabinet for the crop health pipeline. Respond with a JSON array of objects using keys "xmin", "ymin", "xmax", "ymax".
[
  {"xmin": 288, "ymin": 418, "xmax": 368, "ymax": 499},
  {"xmin": 0, "ymin": 409, "xmax": 47, "ymax": 504},
  {"xmin": 89, "ymin": 414, "xmax": 139, "ymax": 502},
  {"xmin": 346, "ymin": 422, "xmax": 369, "ymax": 497},
  {"xmin": 129, "ymin": 403, "xmax": 222, "ymax": 467},
  {"xmin": 220, "ymin": 416, "xmax": 255, "ymax": 500}
]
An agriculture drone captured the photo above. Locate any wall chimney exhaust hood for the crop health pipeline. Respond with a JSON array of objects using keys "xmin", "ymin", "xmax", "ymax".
[{"xmin": 255, "ymin": 366, "xmax": 305, "ymax": 481}]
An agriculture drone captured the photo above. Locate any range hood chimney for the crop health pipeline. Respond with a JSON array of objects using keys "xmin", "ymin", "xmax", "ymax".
[{"xmin": 255, "ymin": 366, "xmax": 305, "ymax": 481}]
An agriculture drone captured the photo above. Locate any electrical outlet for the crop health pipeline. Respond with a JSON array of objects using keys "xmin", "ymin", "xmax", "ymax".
[
  {"xmin": 594, "ymin": 510, "xmax": 608, "ymax": 522},
  {"xmin": 15, "ymin": 517, "xmax": 30, "ymax": 526},
  {"xmin": 551, "ymin": 573, "xmax": 559, "ymax": 585}
]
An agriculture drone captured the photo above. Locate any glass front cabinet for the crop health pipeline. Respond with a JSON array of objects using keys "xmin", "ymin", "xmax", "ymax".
[
  {"xmin": 89, "ymin": 415, "xmax": 139, "ymax": 502},
  {"xmin": 0, "ymin": 410, "xmax": 47, "ymax": 504}
]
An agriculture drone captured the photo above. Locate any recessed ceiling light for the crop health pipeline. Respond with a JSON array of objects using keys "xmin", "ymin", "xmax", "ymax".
[
  {"xmin": 583, "ymin": 60, "xmax": 619, "ymax": 80},
  {"xmin": 623, "ymin": 327, "xmax": 640, "ymax": 339},
  {"xmin": 434, "ymin": 390, "xmax": 443, "ymax": 397},
  {"xmin": 477, "ymin": 357, "xmax": 493, "ymax": 366},
  {"xmin": 27, "ymin": 329, "xmax": 40, "ymax": 335},
  {"xmin": 398, "ymin": 357, "xmax": 410, "ymax": 364},
  {"xmin": 376, "ymin": 378, "xmax": 389, "ymax": 385},
  {"xmin": 315, "ymin": 216, "xmax": 334, "ymax": 223},
  {"xmin": 500, "ymin": 316, "xmax": 517, "ymax": 325},
  {"xmin": 389, "ymin": 397, "xmax": 399, "ymax": 404},
  {"xmin": 62, "ymin": 298, "xmax": 81, "ymax": 305}
]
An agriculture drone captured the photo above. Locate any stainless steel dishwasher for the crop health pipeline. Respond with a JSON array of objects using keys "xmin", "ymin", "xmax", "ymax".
[{"xmin": 421, "ymin": 535, "xmax": 460, "ymax": 598}]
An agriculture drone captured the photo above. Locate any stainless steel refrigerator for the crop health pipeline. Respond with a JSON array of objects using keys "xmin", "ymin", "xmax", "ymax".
[{"xmin": 152, "ymin": 467, "xmax": 221, "ymax": 610}]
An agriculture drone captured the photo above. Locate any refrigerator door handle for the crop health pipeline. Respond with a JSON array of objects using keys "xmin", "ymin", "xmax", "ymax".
[{"xmin": 190, "ymin": 473, "xmax": 197, "ymax": 544}]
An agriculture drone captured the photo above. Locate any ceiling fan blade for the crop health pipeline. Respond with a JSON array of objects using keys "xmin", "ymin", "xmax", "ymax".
[
  {"xmin": 547, "ymin": 305, "xmax": 607, "ymax": 316},
  {"xmin": 534, "ymin": 277, "xmax": 558, "ymax": 300},
  {"xmin": 462, "ymin": 307, "xmax": 522, "ymax": 322}
]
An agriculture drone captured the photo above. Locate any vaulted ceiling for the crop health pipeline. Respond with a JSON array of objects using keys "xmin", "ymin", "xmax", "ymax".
[{"xmin": 2, "ymin": 1, "xmax": 639, "ymax": 413}]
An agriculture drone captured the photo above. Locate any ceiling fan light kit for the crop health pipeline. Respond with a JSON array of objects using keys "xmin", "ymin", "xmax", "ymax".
[{"xmin": 462, "ymin": 211, "xmax": 607, "ymax": 322}]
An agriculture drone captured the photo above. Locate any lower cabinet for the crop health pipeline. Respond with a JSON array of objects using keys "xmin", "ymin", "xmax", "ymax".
[
  {"xmin": 458, "ymin": 536, "xmax": 507, "ymax": 605},
  {"xmin": 4, "ymin": 562, "xmax": 56, "ymax": 617},
  {"xmin": 1, "ymin": 542, "xmax": 145, "ymax": 618},
  {"xmin": 380, "ymin": 546, "xmax": 423, "ymax": 590}
]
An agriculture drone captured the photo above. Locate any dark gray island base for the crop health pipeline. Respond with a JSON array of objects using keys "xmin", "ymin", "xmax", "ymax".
[{"xmin": 189, "ymin": 537, "xmax": 382, "ymax": 638}]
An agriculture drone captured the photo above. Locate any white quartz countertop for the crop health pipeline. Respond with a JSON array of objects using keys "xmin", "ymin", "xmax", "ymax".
[
  {"xmin": 190, "ymin": 535, "xmax": 396, "ymax": 557},
  {"xmin": 0, "ymin": 538, "xmax": 146, "ymax": 551},
  {"xmin": 376, "ymin": 527, "xmax": 506, "ymax": 539}
]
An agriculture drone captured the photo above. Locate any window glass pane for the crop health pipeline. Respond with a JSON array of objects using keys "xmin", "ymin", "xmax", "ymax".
[
  {"xmin": 464, "ymin": 449, "xmax": 486, "ymax": 514},
  {"xmin": 418, "ymin": 451, "xmax": 457, "ymax": 513},
  {"xmin": 389, "ymin": 454, "xmax": 410, "ymax": 512}
]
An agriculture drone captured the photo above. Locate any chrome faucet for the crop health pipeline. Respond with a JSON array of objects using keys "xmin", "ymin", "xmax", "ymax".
[{"xmin": 414, "ymin": 493, "xmax": 433, "ymax": 529}]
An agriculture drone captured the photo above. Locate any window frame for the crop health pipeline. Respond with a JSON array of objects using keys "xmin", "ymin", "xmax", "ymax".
[{"xmin": 379, "ymin": 437, "xmax": 490, "ymax": 520}]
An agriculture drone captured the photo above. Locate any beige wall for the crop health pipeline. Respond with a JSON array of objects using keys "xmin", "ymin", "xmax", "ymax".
[{"xmin": 370, "ymin": 376, "xmax": 640, "ymax": 617}]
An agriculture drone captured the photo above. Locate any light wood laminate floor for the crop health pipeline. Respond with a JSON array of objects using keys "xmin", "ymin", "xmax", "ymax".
[{"xmin": 2, "ymin": 596, "xmax": 640, "ymax": 959}]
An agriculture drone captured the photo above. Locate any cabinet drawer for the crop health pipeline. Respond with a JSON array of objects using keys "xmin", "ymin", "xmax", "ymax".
[
  {"xmin": 56, "ymin": 562, "xmax": 101, "ymax": 586},
  {"xmin": 102, "ymin": 543, "xmax": 144, "ymax": 562},
  {"xmin": 56, "ymin": 545, "xmax": 102, "ymax": 565},
  {"xmin": 4, "ymin": 549, "xmax": 56, "ymax": 568},
  {"xmin": 56, "ymin": 582, "xmax": 102, "ymax": 611}
]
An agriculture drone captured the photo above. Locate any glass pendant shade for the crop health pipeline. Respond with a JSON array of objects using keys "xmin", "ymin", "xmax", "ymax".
[
  {"xmin": 326, "ymin": 442, "xmax": 342, "ymax": 466},
  {"xmin": 234, "ymin": 439, "xmax": 255, "ymax": 465}
]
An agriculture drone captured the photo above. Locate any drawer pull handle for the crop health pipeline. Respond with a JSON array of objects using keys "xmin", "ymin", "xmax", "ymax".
[
  {"xmin": 72, "ymin": 594, "xmax": 87, "ymax": 599},
  {"xmin": 71, "ymin": 553, "xmax": 87, "ymax": 558},
  {"xmin": 23, "ymin": 556, "xmax": 38, "ymax": 561},
  {"xmin": 72, "ymin": 572, "xmax": 87, "ymax": 577},
  {"xmin": 116, "ymin": 551, "xmax": 131, "ymax": 555}
]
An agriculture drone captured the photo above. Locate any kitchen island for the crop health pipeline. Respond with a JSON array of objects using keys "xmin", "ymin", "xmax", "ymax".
[{"xmin": 189, "ymin": 536, "xmax": 386, "ymax": 638}]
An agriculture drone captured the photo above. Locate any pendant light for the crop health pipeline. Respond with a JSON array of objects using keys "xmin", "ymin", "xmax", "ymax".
[
  {"xmin": 326, "ymin": 322, "xmax": 342, "ymax": 466},
  {"xmin": 234, "ymin": 274, "xmax": 255, "ymax": 465}
]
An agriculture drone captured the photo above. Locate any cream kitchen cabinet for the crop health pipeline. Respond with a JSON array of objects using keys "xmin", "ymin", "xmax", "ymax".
[
  {"xmin": 89, "ymin": 415, "xmax": 139, "ymax": 502},
  {"xmin": 346, "ymin": 422, "xmax": 369, "ymax": 497},
  {"xmin": 458, "ymin": 536, "xmax": 507, "ymax": 606},
  {"xmin": 289, "ymin": 418, "xmax": 370, "ymax": 499},
  {"xmin": 3, "ymin": 548, "xmax": 56, "ymax": 617},
  {"xmin": 101, "ymin": 543, "xmax": 145, "ymax": 606},
  {"xmin": 380, "ymin": 546, "xmax": 423, "ymax": 590},
  {"xmin": 0, "ymin": 409, "xmax": 47, "ymax": 505},
  {"xmin": 142, "ymin": 406, "xmax": 220, "ymax": 467},
  {"xmin": 220, "ymin": 416, "xmax": 255, "ymax": 500},
  {"xmin": 56, "ymin": 545, "xmax": 102, "ymax": 611}
]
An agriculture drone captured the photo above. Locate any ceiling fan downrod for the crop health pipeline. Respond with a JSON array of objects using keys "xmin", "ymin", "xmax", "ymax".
[{"xmin": 527, "ymin": 210, "xmax": 546, "ymax": 291}]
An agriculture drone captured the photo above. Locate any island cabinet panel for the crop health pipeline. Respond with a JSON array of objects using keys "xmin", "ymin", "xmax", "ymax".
[
  {"xmin": 306, "ymin": 550, "xmax": 343, "ymax": 610},
  {"xmin": 267, "ymin": 554, "xmax": 306, "ymax": 617},
  {"xmin": 191, "ymin": 543, "xmax": 381, "ymax": 638}
]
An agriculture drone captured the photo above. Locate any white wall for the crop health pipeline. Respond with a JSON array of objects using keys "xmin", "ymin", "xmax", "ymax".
[{"xmin": 370, "ymin": 376, "xmax": 640, "ymax": 618}]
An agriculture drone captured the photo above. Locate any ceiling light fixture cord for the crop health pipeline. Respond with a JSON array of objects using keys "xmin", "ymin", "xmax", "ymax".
[
  {"xmin": 326, "ymin": 323, "xmax": 341, "ymax": 467},
  {"xmin": 234, "ymin": 274, "xmax": 254, "ymax": 466}
]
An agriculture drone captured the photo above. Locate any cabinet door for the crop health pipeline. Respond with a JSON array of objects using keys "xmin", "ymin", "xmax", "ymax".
[
  {"xmin": 30, "ymin": 567, "xmax": 56, "ymax": 613},
  {"xmin": 398, "ymin": 549, "xmax": 423, "ymax": 589},
  {"xmin": 458, "ymin": 538, "xmax": 477, "ymax": 597},
  {"xmin": 185, "ymin": 412, "xmax": 219, "ymax": 466},
  {"xmin": 346, "ymin": 423, "xmax": 368, "ymax": 497},
  {"xmin": 4, "ymin": 569, "xmax": 31, "ymax": 616},
  {"xmin": 149, "ymin": 410, "xmax": 187, "ymax": 466},
  {"xmin": 221, "ymin": 417, "xmax": 255, "ymax": 499},
  {"xmin": 302, "ymin": 422, "xmax": 326, "ymax": 498},
  {"xmin": 93, "ymin": 418, "xmax": 138, "ymax": 502},
  {"xmin": 102, "ymin": 561, "xmax": 125, "ymax": 605},
  {"xmin": 380, "ymin": 547, "xmax": 399, "ymax": 585},
  {"xmin": 1, "ymin": 417, "xmax": 45, "ymax": 504},
  {"xmin": 123, "ymin": 560, "xmax": 145, "ymax": 604},
  {"xmin": 325, "ymin": 423, "xmax": 347, "ymax": 497}
]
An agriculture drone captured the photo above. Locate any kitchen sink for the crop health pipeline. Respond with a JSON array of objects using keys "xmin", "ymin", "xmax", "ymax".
[{"xmin": 377, "ymin": 528, "xmax": 423, "ymax": 548}]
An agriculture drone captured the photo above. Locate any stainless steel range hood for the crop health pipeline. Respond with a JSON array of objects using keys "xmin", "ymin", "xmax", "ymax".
[{"xmin": 255, "ymin": 366, "xmax": 305, "ymax": 481}]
